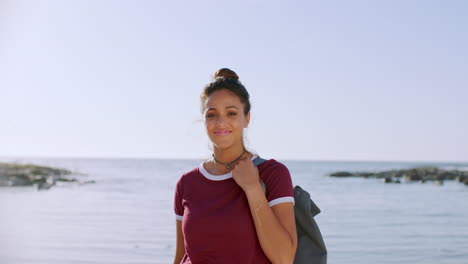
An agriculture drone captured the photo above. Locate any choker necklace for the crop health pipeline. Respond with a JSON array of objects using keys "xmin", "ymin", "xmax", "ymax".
[{"xmin": 212, "ymin": 149, "xmax": 246, "ymax": 170}]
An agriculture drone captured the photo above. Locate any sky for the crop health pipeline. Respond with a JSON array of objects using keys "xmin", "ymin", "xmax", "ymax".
[{"xmin": 1, "ymin": 0, "xmax": 467, "ymax": 162}]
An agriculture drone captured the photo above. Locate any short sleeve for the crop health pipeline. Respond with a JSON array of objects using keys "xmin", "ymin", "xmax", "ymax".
[
  {"xmin": 174, "ymin": 179, "xmax": 184, "ymax": 221},
  {"xmin": 262, "ymin": 162, "xmax": 295, "ymax": 207}
]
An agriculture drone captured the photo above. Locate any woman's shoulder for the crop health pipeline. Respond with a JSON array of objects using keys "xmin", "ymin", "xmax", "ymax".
[
  {"xmin": 177, "ymin": 165, "xmax": 202, "ymax": 183},
  {"xmin": 259, "ymin": 157, "xmax": 288, "ymax": 168},
  {"xmin": 258, "ymin": 158, "xmax": 294, "ymax": 197},
  {"xmin": 258, "ymin": 158, "xmax": 290, "ymax": 174}
]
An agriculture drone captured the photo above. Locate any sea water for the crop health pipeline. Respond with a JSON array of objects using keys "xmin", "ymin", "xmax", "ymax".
[{"xmin": 1, "ymin": 157, "xmax": 467, "ymax": 264}]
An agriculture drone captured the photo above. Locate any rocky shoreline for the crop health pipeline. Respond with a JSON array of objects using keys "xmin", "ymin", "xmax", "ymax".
[
  {"xmin": 330, "ymin": 166, "xmax": 468, "ymax": 186},
  {"xmin": 0, "ymin": 162, "xmax": 95, "ymax": 190}
]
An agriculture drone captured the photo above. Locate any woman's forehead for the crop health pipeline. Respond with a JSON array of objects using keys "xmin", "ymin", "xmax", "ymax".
[{"xmin": 205, "ymin": 90, "xmax": 243, "ymax": 108}]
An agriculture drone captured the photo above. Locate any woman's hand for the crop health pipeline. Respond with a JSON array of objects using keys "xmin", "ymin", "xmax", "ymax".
[{"xmin": 231, "ymin": 157, "xmax": 260, "ymax": 192}]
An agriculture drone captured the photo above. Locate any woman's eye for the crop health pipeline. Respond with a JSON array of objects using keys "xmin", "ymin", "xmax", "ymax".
[
  {"xmin": 228, "ymin": 112, "xmax": 237, "ymax": 116},
  {"xmin": 206, "ymin": 113, "xmax": 215, "ymax": 118}
]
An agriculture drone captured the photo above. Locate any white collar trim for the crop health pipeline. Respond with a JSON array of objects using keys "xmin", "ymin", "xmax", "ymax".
[{"xmin": 199, "ymin": 154, "xmax": 258, "ymax": 181}]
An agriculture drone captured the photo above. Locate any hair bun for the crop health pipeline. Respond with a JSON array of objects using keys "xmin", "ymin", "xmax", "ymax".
[{"xmin": 213, "ymin": 68, "xmax": 239, "ymax": 80}]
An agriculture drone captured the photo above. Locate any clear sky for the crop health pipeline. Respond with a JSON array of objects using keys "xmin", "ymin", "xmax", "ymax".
[{"xmin": 1, "ymin": 0, "xmax": 467, "ymax": 162}]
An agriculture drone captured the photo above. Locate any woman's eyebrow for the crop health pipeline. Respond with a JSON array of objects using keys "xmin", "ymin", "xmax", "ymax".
[{"xmin": 207, "ymin": 106, "xmax": 239, "ymax": 111}]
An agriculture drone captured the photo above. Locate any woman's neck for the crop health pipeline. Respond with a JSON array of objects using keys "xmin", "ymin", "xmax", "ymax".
[
  {"xmin": 212, "ymin": 145, "xmax": 247, "ymax": 163},
  {"xmin": 204, "ymin": 145, "xmax": 252, "ymax": 175}
]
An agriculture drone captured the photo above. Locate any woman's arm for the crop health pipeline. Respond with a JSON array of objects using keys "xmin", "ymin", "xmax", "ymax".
[
  {"xmin": 232, "ymin": 157, "xmax": 297, "ymax": 263},
  {"xmin": 173, "ymin": 220, "xmax": 185, "ymax": 264},
  {"xmin": 244, "ymin": 184, "xmax": 297, "ymax": 264}
]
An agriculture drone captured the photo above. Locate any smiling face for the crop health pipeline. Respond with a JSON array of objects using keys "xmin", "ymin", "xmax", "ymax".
[{"xmin": 203, "ymin": 89, "xmax": 250, "ymax": 151}]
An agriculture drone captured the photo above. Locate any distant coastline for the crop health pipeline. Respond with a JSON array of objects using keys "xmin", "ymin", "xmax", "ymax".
[{"xmin": 0, "ymin": 162, "xmax": 94, "ymax": 190}]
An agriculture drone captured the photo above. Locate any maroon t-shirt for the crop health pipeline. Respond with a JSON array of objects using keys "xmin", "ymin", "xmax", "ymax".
[{"xmin": 174, "ymin": 156, "xmax": 294, "ymax": 264}]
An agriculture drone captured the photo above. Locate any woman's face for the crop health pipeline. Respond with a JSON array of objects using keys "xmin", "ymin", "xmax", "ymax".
[{"xmin": 203, "ymin": 89, "xmax": 250, "ymax": 151}]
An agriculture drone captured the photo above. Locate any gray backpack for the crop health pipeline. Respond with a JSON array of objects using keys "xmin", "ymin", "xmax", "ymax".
[{"xmin": 253, "ymin": 157, "xmax": 327, "ymax": 264}]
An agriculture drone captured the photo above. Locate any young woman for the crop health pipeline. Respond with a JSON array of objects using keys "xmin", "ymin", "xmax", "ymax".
[{"xmin": 173, "ymin": 68, "xmax": 297, "ymax": 264}]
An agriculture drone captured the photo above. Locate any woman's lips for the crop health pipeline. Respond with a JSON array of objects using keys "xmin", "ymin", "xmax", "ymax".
[{"xmin": 214, "ymin": 130, "xmax": 232, "ymax": 136}]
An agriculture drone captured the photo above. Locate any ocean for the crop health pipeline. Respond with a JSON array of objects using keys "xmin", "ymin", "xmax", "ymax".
[{"xmin": 1, "ymin": 157, "xmax": 467, "ymax": 264}]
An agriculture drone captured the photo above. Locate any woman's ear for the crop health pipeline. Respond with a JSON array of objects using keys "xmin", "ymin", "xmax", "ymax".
[{"xmin": 245, "ymin": 112, "xmax": 250, "ymax": 128}]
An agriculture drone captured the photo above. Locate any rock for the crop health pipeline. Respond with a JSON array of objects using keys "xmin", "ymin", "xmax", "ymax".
[
  {"xmin": 56, "ymin": 178, "xmax": 79, "ymax": 182},
  {"xmin": 37, "ymin": 176, "xmax": 56, "ymax": 190},
  {"xmin": 394, "ymin": 171, "xmax": 406, "ymax": 178},
  {"xmin": 329, "ymin": 166, "xmax": 468, "ymax": 187},
  {"xmin": 4, "ymin": 173, "xmax": 35, "ymax": 186},
  {"xmin": 456, "ymin": 175, "xmax": 467, "ymax": 183},
  {"xmin": 375, "ymin": 172, "xmax": 390, "ymax": 179},
  {"xmin": 383, "ymin": 177, "xmax": 401, "ymax": 184},
  {"xmin": 434, "ymin": 180, "xmax": 444, "ymax": 186},
  {"xmin": 403, "ymin": 173, "xmax": 422, "ymax": 181},
  {"xmin": 330, "ymin": 171, "xmax": 354, "ymax": 177},
  {"xmin": 357, "ymin": 172, "xmax": 374, "ymax": 178},
  {"xmin": 80, "ymin": 180, "xmax": 96, "ymax": 185},
  {"xmin": 0, "ymin": 162, "xmax": 89, "ymax": 190},
  {"xmin": 439, "ymin": 171, "xmax": 456, "ymax": 180},
  {"xmin": 383, "ymin": 177, "xmax": 393, "ymax": 183}
]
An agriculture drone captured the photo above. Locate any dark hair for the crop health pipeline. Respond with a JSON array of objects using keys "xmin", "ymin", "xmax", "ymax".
[{"xmin": 200, "ymin": 68, "xmax": 251, "ymax": 115}]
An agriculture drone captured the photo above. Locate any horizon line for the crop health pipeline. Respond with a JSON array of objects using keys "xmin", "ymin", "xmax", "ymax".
[{"xmin": 0, "ymin": 154, "xmax": 467, "ymax": 164}]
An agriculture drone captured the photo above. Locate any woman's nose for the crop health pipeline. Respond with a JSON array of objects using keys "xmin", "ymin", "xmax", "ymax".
[{"xmin": 216, "ymin": 116, "xmax": 227, "ymax": 125}]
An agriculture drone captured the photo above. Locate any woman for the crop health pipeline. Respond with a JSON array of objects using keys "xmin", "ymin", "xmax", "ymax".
[{"xmin": 173, "ymin": 68, "xmax": 297, "ymax": 264}]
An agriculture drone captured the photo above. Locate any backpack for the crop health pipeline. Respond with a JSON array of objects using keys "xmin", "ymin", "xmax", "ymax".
[{"xmin": 253, "ymin": 157, "xmax": 327, "ymax": 264}]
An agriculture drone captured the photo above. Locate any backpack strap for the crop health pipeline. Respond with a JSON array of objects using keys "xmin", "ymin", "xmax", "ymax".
[
  {"xmin": 252, "ymin": 156, "xmax": 267, "ymax": 193},
  {"xmin": 252, "ymin": 156, "xmax": 267, "ymax": 166}
]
